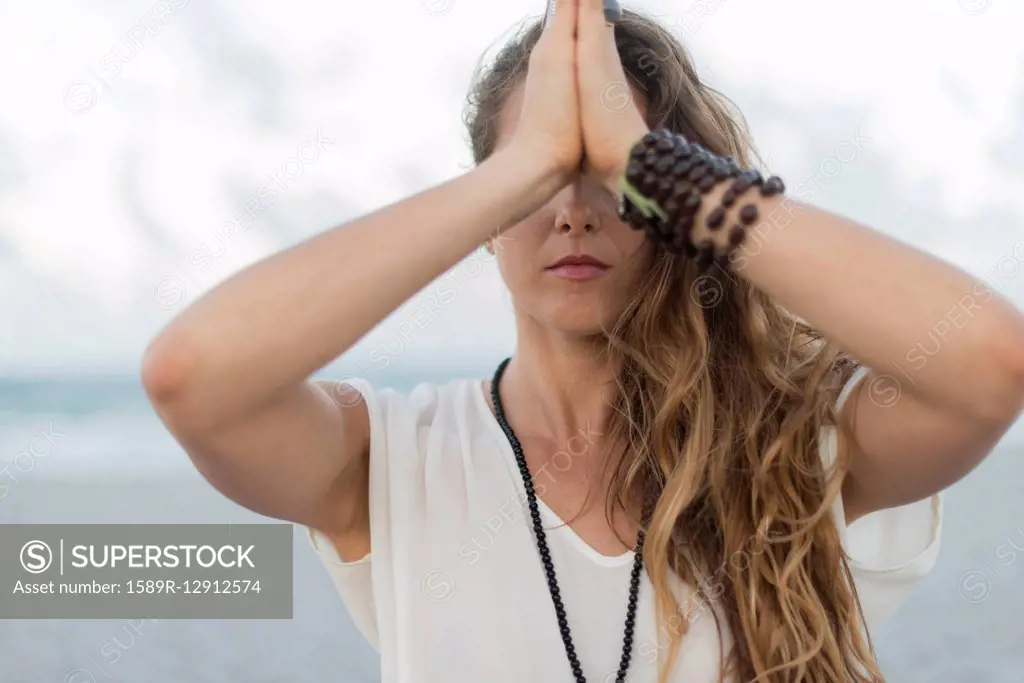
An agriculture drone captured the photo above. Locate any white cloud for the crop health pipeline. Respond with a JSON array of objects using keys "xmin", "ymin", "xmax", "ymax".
[{"xmin": 0, "ymin": 0, "xmax": 1021, "ymax": 375}]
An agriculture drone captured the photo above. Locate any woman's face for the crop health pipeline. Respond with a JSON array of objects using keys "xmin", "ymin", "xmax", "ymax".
[{"xmin": 491, "ymin": 83, "xmax": 653, "ymax": 336}]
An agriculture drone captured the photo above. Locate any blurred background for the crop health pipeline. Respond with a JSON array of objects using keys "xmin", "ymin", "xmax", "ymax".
[{"xmin": 2, "ymin": 0, "xmax": 1023, "ymax": 681}]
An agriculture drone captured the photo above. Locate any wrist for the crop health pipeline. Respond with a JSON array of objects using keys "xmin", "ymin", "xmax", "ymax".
[
  {"xmin": 690, "ymin": 180, "xmax": 787, "ymax": 250},
  {"xmin": 688, "ymin": 181, "xmax": 729, "ymax": 243},
  {"xmin": 482, "ymin": 144, "xmax": 572, "ymax": 228},
  {"xmin": 616, "ymin": 128, "xmax": 788, "ymax": 270},
  {"xmin": 600, "ymin": 121, "xmax": 651, "ymax": 197},
  {"xmin": 498, "ymin": 139, "xmax": 576, "ymax": 189}
]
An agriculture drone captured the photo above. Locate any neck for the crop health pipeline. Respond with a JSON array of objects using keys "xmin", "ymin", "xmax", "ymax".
[{"xmin": 499, "ymin": 320, "xmax": 619, "ymax": 448}]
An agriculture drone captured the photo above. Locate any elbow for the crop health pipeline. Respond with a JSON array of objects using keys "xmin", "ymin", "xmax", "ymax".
[
  {"xmin": 140, "ymin": 331, "xmax": 202, "ymax": 412},
  {"xmin": 1005, "ymin": 328, "xmax": 1024, "ymax": 417},
  {"xmin": 141, "ymin": 332, "xmax": 247, "ymax": 436},
  {"xmin": 974, "ymin": 314, "xmax": 1024, "ymax": 425}
]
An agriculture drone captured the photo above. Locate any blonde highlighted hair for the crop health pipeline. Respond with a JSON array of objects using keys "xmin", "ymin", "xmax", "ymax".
[{"xmin": 464, "ymin": 10, "xmax": 880, "ymax": 683}]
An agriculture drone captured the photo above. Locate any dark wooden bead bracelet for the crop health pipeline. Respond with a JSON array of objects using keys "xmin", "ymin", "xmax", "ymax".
[{"xmin": 617, "ymin": 128, "xmax": 787, "ymax": 272}]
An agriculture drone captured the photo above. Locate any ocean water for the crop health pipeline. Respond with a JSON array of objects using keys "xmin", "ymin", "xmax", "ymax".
[{"xmin": 0, "ymin": 377, "xmax": 1022, "ymax": 683}]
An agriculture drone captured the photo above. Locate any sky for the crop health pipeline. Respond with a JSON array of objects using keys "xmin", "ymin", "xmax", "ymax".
[{"xmin": 1, "ymin": 0, "xmax": 1023, "ymax": 379}]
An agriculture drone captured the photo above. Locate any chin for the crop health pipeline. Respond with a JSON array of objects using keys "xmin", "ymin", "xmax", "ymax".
[{"xmin": 540, "ymin": 296, "xmax": 618, "ymax": 336}]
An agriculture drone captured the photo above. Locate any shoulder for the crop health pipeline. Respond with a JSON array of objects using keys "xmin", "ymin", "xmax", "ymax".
[{"xmin": 322, "ymin": 375, "xmax": 487, "ymax": 436}]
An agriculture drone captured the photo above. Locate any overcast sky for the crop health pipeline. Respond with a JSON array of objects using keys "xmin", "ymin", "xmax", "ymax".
[{"xmin": 1, "ymin": 0, "xmax": 1023, "ymax": 378}]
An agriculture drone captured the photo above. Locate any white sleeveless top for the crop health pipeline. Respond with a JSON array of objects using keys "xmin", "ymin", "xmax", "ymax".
[{"xmin": 306, "ymin": 367, "xmax": 943, "ymax": 682}]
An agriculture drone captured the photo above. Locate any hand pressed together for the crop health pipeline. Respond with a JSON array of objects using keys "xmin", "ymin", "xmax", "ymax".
[
  {"xmin": 575, "ymin": 0, "xmax": 650, "ymax": 192},
  {"xmin": 508, "ymin": 0, "xmax": 650, "ymax": 193}
]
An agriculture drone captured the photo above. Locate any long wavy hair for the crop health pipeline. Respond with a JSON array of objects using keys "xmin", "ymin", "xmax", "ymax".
[{"xmin": 463, "ymin": 9, "xmax": 879, "ymax": 683}]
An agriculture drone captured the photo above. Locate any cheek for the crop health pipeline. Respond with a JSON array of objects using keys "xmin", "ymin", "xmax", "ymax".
[
  {"xmin": 619, "ymin": 229, "xmax": 650, "ymax": 260},
  {"xmin": 603, "ymin": 230, "xmax": 656, "ymax": 316},
  {"xmin": 612, "ymin": 224, "xmax": 654, "ymax": 279},
  {"xmin": 493, "ymin": 223, "xmax": 538, "ymax": 288}
]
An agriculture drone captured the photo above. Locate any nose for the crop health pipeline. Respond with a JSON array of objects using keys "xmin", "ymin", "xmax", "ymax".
[{"xmin": 553, "ymin": 180, "xmax": 600, "ymax": 237}]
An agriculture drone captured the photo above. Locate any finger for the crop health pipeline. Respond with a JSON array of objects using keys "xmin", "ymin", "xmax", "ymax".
[
  {"xmin": 544, "ymin": 0, "xmax": 578, "ymax": 38},
  {"xmin": 577, "ymin": 0, "xmax": 614, "ymax": 42},
  {"xmin": 577, "ymin": 0, "xmax": 626, "ymax": 78},
  {"xmin": 577, "ymin": 0, "xmax": 622, "ymax": 68}
]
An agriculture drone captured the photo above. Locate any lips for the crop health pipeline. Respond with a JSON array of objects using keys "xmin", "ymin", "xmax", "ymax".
[{"xmin": 545, "ymin": 254, "xmax": 610, "ymax": 282}]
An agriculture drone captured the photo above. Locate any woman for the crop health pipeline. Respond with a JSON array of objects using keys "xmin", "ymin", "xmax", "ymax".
[{"xmin": 141, "ymin": 1, "xmax": 1024, "ymax": 681}]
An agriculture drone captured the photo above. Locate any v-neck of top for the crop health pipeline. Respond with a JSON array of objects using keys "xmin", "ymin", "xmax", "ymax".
[{"xmin": 473, "ymin": 378, "xmax": 636, "ymax": 568}]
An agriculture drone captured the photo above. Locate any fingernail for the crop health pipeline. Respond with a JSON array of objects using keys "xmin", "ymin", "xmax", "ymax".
[{"xmin": 604, "ymin": 0, "xmax": 622, "ymax": 23}]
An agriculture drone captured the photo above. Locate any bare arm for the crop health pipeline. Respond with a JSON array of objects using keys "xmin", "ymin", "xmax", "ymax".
[
  {"xmin": 712, "ymin": 195, "xmax": 1024, "ymax": 523},
  {"xmin": 572, "ymin": 0, "xmax": 1024, "ymax": 526},
  {"xmin": 141, "ymin": 0, "xmax": 582, "ymax": 559},
  {"xmin": 142, "ymin": 146, "xmax": 565, "ymax": 553},
  {"xmin": 144, "ymin": 145, "xmax": 562, "ymax": 431}
]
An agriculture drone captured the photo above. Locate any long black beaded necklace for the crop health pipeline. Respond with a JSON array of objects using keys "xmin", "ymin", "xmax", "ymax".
[{"xmin": 490, "ymin": 357, "xmax": 649, "ymax": 683}]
